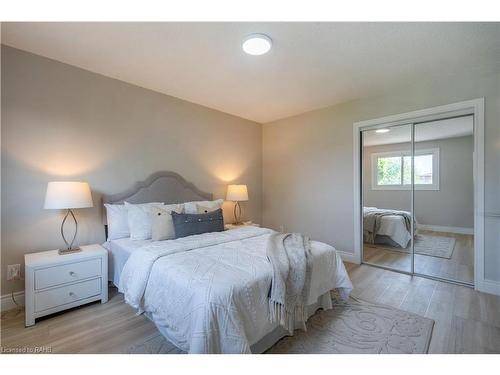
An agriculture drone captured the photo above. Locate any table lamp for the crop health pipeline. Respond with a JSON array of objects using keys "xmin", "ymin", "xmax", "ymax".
[
  {"xmin": 226, "ymin": 184, "xmax": 248, "ymax": 225},
  {"xmin": 44, "ymin": 181, "xmax": 93, "ymax": 254}
]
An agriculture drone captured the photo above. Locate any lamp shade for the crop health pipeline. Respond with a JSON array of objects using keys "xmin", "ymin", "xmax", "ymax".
[
  {"xmin": 226, "ymin": 185, "xmax": 248, "ymax": 202},
  {"xmin": 44, "ymin": 181, "xmax": 93, "ymax": 209}
]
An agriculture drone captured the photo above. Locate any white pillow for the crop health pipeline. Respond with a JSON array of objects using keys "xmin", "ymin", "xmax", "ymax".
[
  {"xmin": 104, "ymin": 204, "xmax": 130, "ymax": 240},
  {"xmin": 184, "ymin": 199, "xmax": 224, "ymax": 214},
  {"xmin": 151, "ymin": 204, "xmax": 184, "ymax": 241},
  {"xmin": 125, "ymin": 202, "xmax": 163, "ymax": 240},
  {"xmin": 196, "ymin": 203, "xmax": 220, "ymax": 214}
]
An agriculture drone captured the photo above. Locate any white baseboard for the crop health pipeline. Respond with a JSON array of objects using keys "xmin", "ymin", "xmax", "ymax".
[
  {"xmin": 417, "ymin": 224, "xmax": 474, "ymax": 235},
  {"xmin": 337, "ymin": 251, "xmax": 360, "ymax": 265},
  {"xmin": 476, "ymin": 279, "xmax": 500, "ymax": 296},
  {"xmin": 1, "ymin": 291, "xmax": 25, "ymax": 311}
]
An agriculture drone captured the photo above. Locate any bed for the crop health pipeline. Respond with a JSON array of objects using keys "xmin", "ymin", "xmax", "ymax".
[
  {"xmin": 102, "ymin": 171, "xmax": 353, "ymax": 354},
  {"xmin": 363, "ymin": 206, "xmax": 413, "ymax": 248}
]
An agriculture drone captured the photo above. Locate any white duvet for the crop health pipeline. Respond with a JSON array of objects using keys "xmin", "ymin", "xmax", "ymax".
[
  {"xmin": 374, "ymin": 215, "xmax": 412, "ymax": 248},
  {"xmin": 119, "ymin": 226, "xmax": 352, "ymax": 353},
  {"xmin": 363, "ymin": 207, "xmax": 412, "ymax": 248}
]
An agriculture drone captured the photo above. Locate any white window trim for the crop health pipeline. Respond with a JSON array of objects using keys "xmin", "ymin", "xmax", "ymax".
[{"xmin": 371, "ymin": 148, "xmax": 440, "ymax": 191}]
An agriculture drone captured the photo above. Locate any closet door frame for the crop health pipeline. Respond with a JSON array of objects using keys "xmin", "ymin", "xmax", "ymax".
[{"xmin": 353, "ymin": 98, "xmax": 485, "ymax": 291}]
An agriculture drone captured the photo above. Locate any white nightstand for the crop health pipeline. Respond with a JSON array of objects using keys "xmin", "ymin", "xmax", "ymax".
[
  {"xmin": 225, "ymin": 221, "xmax": 260, "ymax": 230},
  {"xmin": 24, "ymin": 244, "xmax": 108, "ymax": 327}
]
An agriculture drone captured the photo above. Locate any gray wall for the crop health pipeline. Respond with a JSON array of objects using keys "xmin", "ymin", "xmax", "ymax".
[
  {"xmin": 262, "ymin": 70, "xmax": 500, "ymax": 282},
  {"xmin": 1, "ymin": 46, "xmax": 263, "ymax": 295},
  {"xmin": 2, "ymin": 44, "xmax": 500, "ymax": 296},
  {"xmin": 363, "ymin": 136, "xmax": 474, "ymax": 228}
]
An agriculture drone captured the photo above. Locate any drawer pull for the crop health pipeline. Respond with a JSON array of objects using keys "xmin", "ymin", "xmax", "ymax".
[
  {"xmin": 69, "ymin": 292, "xmax": 76, "ymax": 297},
  {"xmin": 69, "ymin": 271, "xmax": 76, "ymax": 276}
]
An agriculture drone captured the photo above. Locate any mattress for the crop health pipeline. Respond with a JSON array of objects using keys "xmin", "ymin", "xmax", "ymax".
[
  {"xmin": 375, "ymin": 214, "xmax": 412, "ymax": 248},
  {"xmin": 103, "ymin": 238, "xmax": 151, "ymax": 287},
  {"xmin": 363, "ymin": 207, "xmax": 412, "ymax": 248}
]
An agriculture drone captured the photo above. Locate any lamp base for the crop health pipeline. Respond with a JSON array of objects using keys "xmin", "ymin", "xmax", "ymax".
[
  {"xmin": 58, "ymin": 247, "xmax": 82, "ymax": 255},
  {"xmin": 233, "ymin": 201, "xmax": 243, "ymax": 226}
]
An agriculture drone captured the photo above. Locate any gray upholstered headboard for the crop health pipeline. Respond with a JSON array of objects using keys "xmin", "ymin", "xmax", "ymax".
[
  {"xmin": 103, "ymin": 171, "xmax": 212, "ymax": 205},
  {"xmin": 102, "ymin": 171, "xmax": 213, "ymax": 236}
]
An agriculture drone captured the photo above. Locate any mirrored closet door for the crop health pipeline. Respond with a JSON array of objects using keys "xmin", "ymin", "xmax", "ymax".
[
  {"xmin": 360, "ymin": 116, "xmax": 474, "ymax": 286},
  {"xmin": 413, "ymin": 116, "xmax": 474, "ymax": 285},
  {"xmin": 361, "ymin": 124, "xmax": 413, "ymax": 274}
]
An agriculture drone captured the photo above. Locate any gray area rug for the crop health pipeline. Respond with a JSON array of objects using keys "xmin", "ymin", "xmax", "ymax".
[
  {"xmin": 267, "ymin": 296, "xmax": 434, "ymax": 354},
  {"xmin": 126, "ymin": 295, "xmax": 434, "ymax": 354},
  {"xmin": 372, "ymin": 234, "xmax": 456, "ymax": 259},
  {"xmin": 414, "ymin": 234, "xmax": 456, "ymax": 259}
]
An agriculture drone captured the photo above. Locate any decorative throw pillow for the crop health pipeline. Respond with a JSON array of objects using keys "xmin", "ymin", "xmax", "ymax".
[
  {"xmin": 151, "ymin": 204, "xmax": 184, "ymax": 241},
  {"xmin": 171, "ymin": 208, "xmax": 224, "ymax": 239},
  {"xmin": 125, "ymin": 202, "xmax": 163, "ymax": 240},
  {"xmin": 104, "ymin": 203, "xmax": 130, "ymax": 240},
  {"xmin": 184, "ymin": 199, "xmax": 224, "ymax": 214}
]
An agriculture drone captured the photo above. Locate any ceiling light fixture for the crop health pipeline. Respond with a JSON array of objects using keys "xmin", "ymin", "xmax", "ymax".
[
  {"xmin": 375, "ymin": 128, "xmax": 390, "ymax": 134},
  {"xmin": 242, "ymin": 34, "xmax": 272, "ymax": 55}
]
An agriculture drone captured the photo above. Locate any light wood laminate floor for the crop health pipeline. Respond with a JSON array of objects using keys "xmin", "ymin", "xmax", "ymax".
[
  {"xmin": 1, "ymin": 263, "xmax": 499, "ymax": 354},
  {"xmin": 363, "ymin": 231, "xmax": 474, "ymax": 284},
  {"xmin": 345, "ymin": 263, "xmax": 500, "ymax": 353}
]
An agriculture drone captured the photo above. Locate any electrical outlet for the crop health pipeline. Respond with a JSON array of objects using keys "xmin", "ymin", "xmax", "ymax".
[{"xmin": 7, "ymin": 264, "xmax": 21, "ymax": 281}]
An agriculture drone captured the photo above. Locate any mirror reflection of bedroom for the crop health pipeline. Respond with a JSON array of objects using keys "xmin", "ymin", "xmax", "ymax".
[{"xmin": 361, "ymin": 116, "xmax": 474, "ymax": 285}]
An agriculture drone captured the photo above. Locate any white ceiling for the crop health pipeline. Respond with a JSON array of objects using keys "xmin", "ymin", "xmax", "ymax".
[
  {"xmin": 363, "ymin": 116, "xmax": 474, "ymax": 146},
  {"xmin": 2, "ymin": 22, "xmax": 500, "ymax": 123}
]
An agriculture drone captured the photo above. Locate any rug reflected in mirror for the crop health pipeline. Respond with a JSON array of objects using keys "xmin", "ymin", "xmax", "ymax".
[
  {"xmin": 367, "ymin": 234, "xmax": 456, "ymax": 259},
  {"xmin": 127, "ymin": 294, "xmax": 434, "ymax": 354},
  {"xmin": 414, "ymin": 234, "xmax": 456, "ymax": 259}
]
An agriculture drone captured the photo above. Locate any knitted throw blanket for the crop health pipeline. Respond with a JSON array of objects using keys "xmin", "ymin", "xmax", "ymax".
[{"xmin": 266, "ymin": 232, "xmax": 313, "ymax": 334}]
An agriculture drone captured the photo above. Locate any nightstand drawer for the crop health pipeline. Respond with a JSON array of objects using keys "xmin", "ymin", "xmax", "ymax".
[
  {"xmin": 35, "ymin": 278, "xmax": 101, "ymax": 312},
  {"xmin": 35, "ymin": 258, "xmax": 101, "ymax": 290}
]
